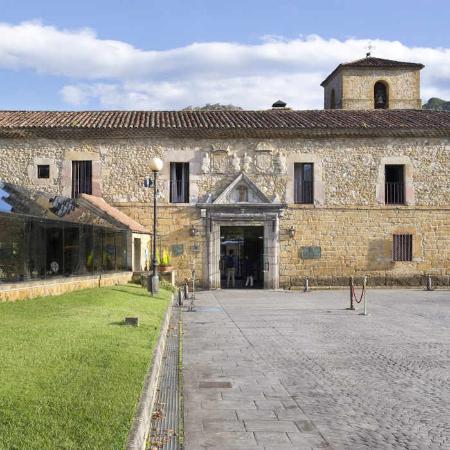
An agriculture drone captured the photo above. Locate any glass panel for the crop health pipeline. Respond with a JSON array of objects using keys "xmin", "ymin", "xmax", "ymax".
[
  {"xmin": 0, "ymin": 215, "xmax": 26, "ymax": 282},
  {"xmin": 63, "ymin": 223, "xmax": 80, "ymax": 276},
  {"xmin": 25, "ymin": 219, "xmax": 46, "ymax": 280},
  {"xmin": 46, "ymin": 223, "xmax": 64, "ymax": 277},
  {"xmin": 80, "ymin": 225, "xmax": 94, "ymax": 274},
  {"xmin": 93, "ymin": 227, "xmax": 103, "ymax": 272},
  {"xmin": 115, "ymin": 231, "xmax": 128, "ymax": 271},
  {"xmin": 103, "ymin": 230, "xmax": 116, "ymax": 271}
]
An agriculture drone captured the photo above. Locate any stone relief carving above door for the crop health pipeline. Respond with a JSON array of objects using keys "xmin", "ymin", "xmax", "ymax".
[
  {"xmin": 213, "ymin": 173, "xmax": 271, "ymax": 205},
  {"xmin": 255, "ymin": 151, "xmax": 273, "ymax": 172},
  {"xmin": 255, "ymin": 141, "xmax": 275, "ymax": 173},
  {"xmin": 210, "ymin": 146, "xmax": 230, "ymax": 174}
]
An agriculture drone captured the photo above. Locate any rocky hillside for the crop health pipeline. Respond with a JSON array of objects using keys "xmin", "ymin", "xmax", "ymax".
[
  {"xmin": 183, "ymin": 103, "xmax": 243, "ymax": 111},
  {"xmin": 423, "ymin": 98, "xmax": 450, "ymax": 111}
]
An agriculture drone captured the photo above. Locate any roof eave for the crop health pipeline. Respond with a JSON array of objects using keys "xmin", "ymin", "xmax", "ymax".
[{"xmin": 321, "ymin": 62, "xmax": 425, "ymax": 87}]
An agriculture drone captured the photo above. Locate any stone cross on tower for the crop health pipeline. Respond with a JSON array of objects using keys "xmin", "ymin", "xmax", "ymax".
[{"xmin": 366, "ymin": 43, "xmax": 375, "ymax": 58}]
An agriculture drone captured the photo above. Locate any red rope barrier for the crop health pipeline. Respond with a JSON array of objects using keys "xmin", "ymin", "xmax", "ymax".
[{"xmin": 351, "ymin": 284, "xmax": 366, "ymax": 304}]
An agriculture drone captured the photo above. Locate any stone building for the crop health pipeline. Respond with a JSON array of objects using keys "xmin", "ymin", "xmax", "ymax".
[{"xmin": 0, "ymin": 56, "xmax": 449, "ymax": 290}]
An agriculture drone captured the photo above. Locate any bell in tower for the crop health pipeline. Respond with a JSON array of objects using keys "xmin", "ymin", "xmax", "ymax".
[
  {"xmin": 374, "ymin": 82, "xmax": 388, "ymax": 109},
  {"xmin": 321, "ymin": 56, "xmax": 424, "ymax": 110}
]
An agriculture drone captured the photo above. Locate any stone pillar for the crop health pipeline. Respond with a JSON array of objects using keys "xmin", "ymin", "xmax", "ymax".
[
  {"xmin": 263, "ymin": 214, "xmax": 280, "ymax": 289},
  {"xmin": 207, "ymin": 219, "xmax": 221, "ymax": 289}
]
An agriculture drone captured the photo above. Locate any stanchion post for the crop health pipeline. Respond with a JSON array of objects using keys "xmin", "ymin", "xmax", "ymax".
[
  {"xmin": 426, "ymin": 274, "xmax": 432, "ymax": 291},
  {"xmin": 363, "ymin": 275, "xmax": 368, "ymax": 316},
  {"xmin": 348, "ymin": 276, "xmax": 355, "ymax": 310}
]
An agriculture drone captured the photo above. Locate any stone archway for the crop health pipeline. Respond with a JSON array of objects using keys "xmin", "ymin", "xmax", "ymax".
[
  {"xmin": 197, "ymin": 173, "xmax": 285, "ymax": 290},
  {"xmin": 205, "ymin": 212, "xmax": 280, "ymax": 290}
]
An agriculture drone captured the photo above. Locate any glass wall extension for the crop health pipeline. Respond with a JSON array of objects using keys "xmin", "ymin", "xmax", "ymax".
[{"xmin": 0, "ymin": 214, "xmax": 128, "ymax": 283}]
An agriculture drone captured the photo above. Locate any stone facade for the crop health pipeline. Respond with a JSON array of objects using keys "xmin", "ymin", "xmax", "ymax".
[
  {"xmin": 0, "ymin": 135, "xmax": 448, "ymax": 287},
  {"xmin": 0, "ymin": 271, "xmax": 132, "ymax": 302},
  {"xmin": 324, "ymin": 68, "xmax": 422, "ymax": 110}
]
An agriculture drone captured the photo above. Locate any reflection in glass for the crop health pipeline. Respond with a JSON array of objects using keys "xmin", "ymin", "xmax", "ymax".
[{"xmin": 0, "ymin": 213, "xmax": 128, "ymax": 283}]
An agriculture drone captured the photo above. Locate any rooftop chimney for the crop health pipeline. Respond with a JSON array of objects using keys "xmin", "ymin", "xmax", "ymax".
[{"xmin": 272, "ymin": 100, "xmax": 287, "ymax": 109}]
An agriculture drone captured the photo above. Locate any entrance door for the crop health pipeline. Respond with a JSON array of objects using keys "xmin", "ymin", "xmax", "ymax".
[
  {"xmin": 133, "ymin": 238, "xmax": 141, "ymax": 271},
  {"xmin": 220, "ymin": 226, "xmax": 264, "ymax": 288}
]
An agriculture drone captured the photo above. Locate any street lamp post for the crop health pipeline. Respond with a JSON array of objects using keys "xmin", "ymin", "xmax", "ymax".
[{"xmin": 147, "ymin": 157, "xmax": 164, "ymax": 295}]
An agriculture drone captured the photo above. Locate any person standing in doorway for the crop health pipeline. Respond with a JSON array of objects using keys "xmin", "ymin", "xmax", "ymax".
[
  {"xmin": 243, "ymin": 256, "xmax": 255, "ymax": 287},
  {"xmin": 225, "ymin": 249, "xmax": 236, "ymax": 288}
]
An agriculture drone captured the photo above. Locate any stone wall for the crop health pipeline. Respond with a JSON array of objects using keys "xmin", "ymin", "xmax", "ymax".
[
  {"xmin": 279, "ymin": 207, "xmax": 450, "ymax": 288},
  {"xmin": 323, "ymin": 73, "xmax": 343, "ymax": 109},
  {"xmin": 1, "ymin": 136, "xmax": 447, "ymax": 206},
  {"xmin": 0, "ymin": 271, "xmax": 133, "ymax": 302},
  {"xmin": 341, "ymin": 68, "xmax": 422, "ymax": 110},
  {"xmin": 110, "ymin": 204, "xmax": 450, "ymax": 288},
  {"xmin": 0, "ymin": 135, "xmax": 449, "ymax": 286}
]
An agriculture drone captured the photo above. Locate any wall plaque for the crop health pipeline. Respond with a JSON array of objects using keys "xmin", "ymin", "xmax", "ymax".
[
  {"xmin": 171, "ymin": 244, "xmax": 184, "ymax": 257},
  {"xmin": 300, "ymin": 246, "xmax": 321, "ymax": 260}
]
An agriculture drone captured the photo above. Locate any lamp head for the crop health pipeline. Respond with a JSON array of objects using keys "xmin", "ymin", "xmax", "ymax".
[{"xmin": 149, "ymin": 157, "xmax": 164, "ymax": 172}]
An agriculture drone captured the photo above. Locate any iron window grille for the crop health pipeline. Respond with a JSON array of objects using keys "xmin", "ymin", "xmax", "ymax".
[
  {"xmin": 393, "ymin": 234, "xmax": 413, "ymax": 261},
  {"xmin": 294, "ymin": 163, "xmax": 314, "ymax": 204},
  {"xmin": 72, "ymin": 161, "xmax": 92, "ymax": 198},
  {"xmin": 37, "ymin": 165, "xmax": 50, "ymax": 179},
  {"xmin": 385, "ymin": 165, "xmax": 405, "ymax": 205},
  {"xmin": 170, "ymin": 162, "xmax": 189, "ymax": 203}
]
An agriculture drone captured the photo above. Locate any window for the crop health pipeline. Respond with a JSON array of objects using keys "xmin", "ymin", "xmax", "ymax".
[
  {"xmin": 385, "ymin": 165, "xmax": 405, "ymax": 205},
  {"xmin": 393, "ymin": 234, "xmax": 413, "ymax": 261},
  {"xmin": 37, "ymin": 165, "xmax": 50, "ymax": 179},
  {"xmin": 374, "ymin": 81, "xmax": 388, "ymax": 109},
  {"xmin": 294, "ymin": 163, "xmax": 314, "ymax": 204},
  {"xmin": 72, "ymin": 161, "xmax": 92, "ymax": 198},
  {"xmin": 330, "ymin": 89, "xmax": 336, "ymax": 109},
  {"xmin": 170, "ymin": 162, "xmax": 189, "ymax": 203}
]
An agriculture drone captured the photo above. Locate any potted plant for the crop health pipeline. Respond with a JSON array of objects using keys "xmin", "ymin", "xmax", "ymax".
[{"xmin": 158, "ymin": 248, "xmax": 173, "ymax": 273}]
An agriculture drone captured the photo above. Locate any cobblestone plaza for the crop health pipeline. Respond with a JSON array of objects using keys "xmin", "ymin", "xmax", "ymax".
[{"xmin": 183, "ymin": 289, "xmax": 449, "ymax": 449}]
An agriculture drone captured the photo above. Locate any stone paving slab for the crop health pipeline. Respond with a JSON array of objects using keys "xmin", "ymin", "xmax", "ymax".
[{"xmin": 183, "ymin": 289, "xmax": 450, "ymax": 449}]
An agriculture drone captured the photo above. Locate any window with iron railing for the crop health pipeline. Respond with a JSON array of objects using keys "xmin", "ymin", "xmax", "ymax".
[
  {"xmin": 294, "ymin": 163, "xmax": 314, "ymax": 204},
  {"xmin": 72, "ymin": 161, "xmax": 92, "ymax": 198},
  {"xmin": 170, "ymin": 162, "xmax": 189, "ymax": 203},
  {"xmin": 385, "ymin": 165, "xmax": 405, "ymax": 205},
  {"xmin": 393, "ymin": 234, "xmax": 412, "ymax": 261}
]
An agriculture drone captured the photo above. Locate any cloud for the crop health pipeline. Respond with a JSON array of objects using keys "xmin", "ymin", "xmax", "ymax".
[{"xmin": 1, "ymin": 21, "xmax": 450, "ymax": 109}]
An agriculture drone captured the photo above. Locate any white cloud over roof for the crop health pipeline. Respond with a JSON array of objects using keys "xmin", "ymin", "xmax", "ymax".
[{"xmin": 0, "ymin": 21, "xmax": 449, "ymax": 109}]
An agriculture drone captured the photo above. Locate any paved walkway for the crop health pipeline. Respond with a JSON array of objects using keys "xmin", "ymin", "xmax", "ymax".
[{"xmin": 182, "ymin": 289, "xmax": 449, "ymax": 449}]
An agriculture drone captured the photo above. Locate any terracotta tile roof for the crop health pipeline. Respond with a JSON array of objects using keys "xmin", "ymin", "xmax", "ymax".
[
  {"xmin": 321, "ymin": 57, "xmax": 424, "ymax": 86},
  {"xmin": 0, "ymin": 109, "xmax": 448, "ymax": 138},
  {"xmin": 0, "ymin": 109, "xmax": 447, "ymax": 129},
  {"xmin": 79, "ymin": 194, "xmax": 149, "ymax": 234}
]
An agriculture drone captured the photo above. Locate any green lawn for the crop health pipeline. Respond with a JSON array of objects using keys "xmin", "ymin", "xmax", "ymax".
[{"xmin": 0, "ymin": 284, "xmax": 170, "ymax": 450}]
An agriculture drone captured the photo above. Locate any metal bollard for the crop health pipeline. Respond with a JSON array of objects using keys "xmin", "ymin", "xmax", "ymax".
[
  {"xmin": 426, "ymin": 275, "xmax": 433, "ymax": 291},
  {"xmin": 304, "ymin": 277, "xmax": 309, "ymax": 292},
  {"xmin": 348, "ymin": 276, "xmax": 355, "ymax": 310},
  {"xmin": 363, "ymin": 276, "xmax": 368, "ymax": 316}
]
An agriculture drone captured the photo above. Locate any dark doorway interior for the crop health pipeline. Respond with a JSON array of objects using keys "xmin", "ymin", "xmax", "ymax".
[{"xmin": 220, "ymin": 226, "xmax": 264, "ymax": 289}]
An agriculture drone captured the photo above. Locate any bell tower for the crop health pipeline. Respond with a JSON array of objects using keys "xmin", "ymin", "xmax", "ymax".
[{"xmin": 321, "ymin": 56, "xmax": 424, "ymax": 110}]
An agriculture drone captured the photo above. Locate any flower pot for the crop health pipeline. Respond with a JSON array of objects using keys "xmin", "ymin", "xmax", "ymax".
[{"xmin": 158, "ymin": 265, "xmax": 173, "ymax": 274}]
